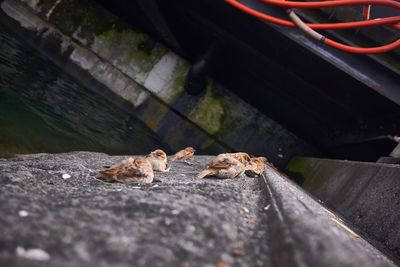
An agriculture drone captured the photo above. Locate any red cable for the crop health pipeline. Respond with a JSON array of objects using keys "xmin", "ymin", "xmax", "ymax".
[
  {"xmin": 225, "ymin": 0, "xmax": 400, "ymax": 29},
  {"xmin": 325, "ymin": 38, "xmax": 400, "ymax": 53},
  {"xmin": 287, "ymin": 9, "xmax": 400, "ymax": 53},
  {"xmin": 260, "ymin": 0, "xmax": 400, "ymax": 10},
  {"xmin": 225, "ymin": 0, "xmax": 400, "ymax": 53}
]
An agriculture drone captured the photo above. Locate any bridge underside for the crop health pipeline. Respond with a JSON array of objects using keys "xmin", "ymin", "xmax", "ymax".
[{"xmin": 95, "ymin": 0, "xmax": 400, "ymax": 162}]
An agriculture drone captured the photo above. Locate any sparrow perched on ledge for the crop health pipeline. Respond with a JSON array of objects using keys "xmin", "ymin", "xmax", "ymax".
[
  {"xmin": 245, "ymin": 157, "xmax": 268, "ymax": 177},
  {"xmin": 96, "ymin": 157, "xmax": 154, "ymax": 184},
  {"xmin": 170, "ymin": 147, "xmax": 196, "ymax": 161},
  {"xmin": 146, "ymin": 149, "xmax": 170, "ymax": 172},
  {"xmin": 197, "ymin": 155, "xmax": 245, "ymax": 179},
  {"xmin": 214, "ymin": 152, "xmax": 251, "ymax": 167}
]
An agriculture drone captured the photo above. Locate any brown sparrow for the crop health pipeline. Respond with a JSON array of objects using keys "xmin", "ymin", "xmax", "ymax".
[
  {"xmin": 213, "ymin": 152, "xmax": 251, "ymax": 167},
  {"xmin": 146, "ymin": 149, "xmax": 170, "ymax": 172},
  {"xmin": 245, "ymin": 157, "xmax": 268, "ymax": 177},
  {"xmin": 197, "ymin": 155, "xmax": 245, "ymax": 179},
  {"xmin": 170, "ymin": 147, "xmax": 196, "ymax": 161},
  {"xmin": 96, "ymin": 157, "xmax": 154, "ymax": 184}
]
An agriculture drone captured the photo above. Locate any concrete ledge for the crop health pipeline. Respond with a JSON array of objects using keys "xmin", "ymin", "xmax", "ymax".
[
  {"xmin": 377, "ymin": 157, "xmax": 400, "ymax": 164},
  {"xmin": 0, "ymin": 154, "xmax": 269, "ymax": 267},
  {"xmin": 0, "ymin": 153, "xmax": 396, "ymax": 266},
  {"xmin": 286, "ymin": 157, "xmax": 400, "ymax": 262},
  {"xmin": 264, "ymin": 165, "xmax": 396, "ymax": 267}
]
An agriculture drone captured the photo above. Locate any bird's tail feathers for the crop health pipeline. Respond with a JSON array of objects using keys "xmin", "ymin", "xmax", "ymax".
[
  {"xmin": 96, "ymin": 171, "xmax": 115, "ymax": 182},
  {"xmin": 197, "ymin": 169, "xmax": 216, "ymax": 179},
  {"xmin": 245, "ymin": 170, "xmax": 259, "ymax": 178}
]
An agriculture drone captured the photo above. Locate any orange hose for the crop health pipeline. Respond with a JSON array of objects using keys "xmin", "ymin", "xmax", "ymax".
[
  {"xmin": 260, "ymin": 0, "xmax": 400, "ymax": 10},
  {"xmin": 225, "ymin": 0, "xmax": 400, "ymax": 53},
  {"xmin": 287, "ymin": 9, "xmax": 400, "ymax": 53},
  {"xmin": 324, "ymin": 38, "xmax": 400, "ymax": 53},
  {"xmin": 225, "ymin": 0, "xmax": 400, "ymax": 29}
]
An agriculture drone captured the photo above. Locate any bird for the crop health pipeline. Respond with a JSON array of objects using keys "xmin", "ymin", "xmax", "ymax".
[
  {"xmin": 146, "ymin": 149, "xmax": 170, "ymax": 172},
  {"xmin": 245, "ymin": 157, "xmax": 268, "ymax": 177},
  {"xmin": 170, "ymin": 147, "xmax": 196, "ymax": 161},
  {"xmin": 212, "ymin": 152, "xmax": 251, "ymax": 167},
  {"xmin": 96, "ymin": 157, "xmax": 154, "ymax": 184},
  {"xmin": 197, "ymin": 155, "xmax": 245, "ymax": 179}
]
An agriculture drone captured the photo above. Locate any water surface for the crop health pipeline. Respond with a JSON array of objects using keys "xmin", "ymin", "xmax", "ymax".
[{"xmin": 0, "ymin": 24, "xmax": 168, "ymax": 154}]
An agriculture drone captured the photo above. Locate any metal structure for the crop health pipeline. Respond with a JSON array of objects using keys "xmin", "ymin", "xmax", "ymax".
[{"xmin": 95, "ymin": 0, "xmax": 400, "ymax": 162}]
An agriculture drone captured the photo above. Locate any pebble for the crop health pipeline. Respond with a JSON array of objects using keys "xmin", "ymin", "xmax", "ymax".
[
  {"xmin": 18, "ymin": 210, "xmax": 29, "ymax": 217},
  {"xmin": 62, "ymin": 174, "xmax": 71, "ymax": 179},
  {"xmin": 171, "ymin": 209, "xmax": 180, "ymax": 215}
]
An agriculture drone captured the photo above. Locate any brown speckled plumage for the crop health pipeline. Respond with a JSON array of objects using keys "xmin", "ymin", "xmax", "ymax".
[
  {"xmin": 197, "ymin": 155, "xmax": 245, "ymax": 179},
  {"xmin": 170, "ymin": 147, "xmax": 196, "ymax": 161},
  {"xmin": 146, "ymin": 149, "xmax": 169, "ymax": 172},
  {"xmin": 96, "ymin": 157, "xmax": 154, "ymax": 184}
]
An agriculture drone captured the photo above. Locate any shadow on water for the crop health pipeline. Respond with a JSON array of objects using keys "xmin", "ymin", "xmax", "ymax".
[{"xmin": 0, "ymin": 24, "xmax": 169, "ymax": 154}]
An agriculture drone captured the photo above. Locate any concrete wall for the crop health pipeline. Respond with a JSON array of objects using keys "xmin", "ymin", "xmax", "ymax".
[
  {"xmin": 1, "ymin": 0, "xmax": 318, "ymax": 165},
  {"xmin": 286, "ymin": 157, "xmax": 400, "ymax": 262}
]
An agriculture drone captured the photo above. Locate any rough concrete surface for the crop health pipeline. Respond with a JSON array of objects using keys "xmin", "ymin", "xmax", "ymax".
[
  {"xmin": 264, "ymin": 165, "xmax": 397, "ymax": 267},
  {"xmin": 0, "ymin": 153, "xmax": 397, "ymax": 267},
  {"xmin": 0, "ymin": 153, "xmax": 269, "ymax": 267},
  {"xmin": 286, "ymin": 157, "xmax": 400, "ymax": 263}
]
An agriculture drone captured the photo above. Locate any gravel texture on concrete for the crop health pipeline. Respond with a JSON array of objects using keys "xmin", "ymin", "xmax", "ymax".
[
  {"xmin": 0, "ymin": 152, "xmax": 397, "ymax": 267},
  {"xmin": 0, "ymin": 152, "xmax": 268, "ymax": 267}
]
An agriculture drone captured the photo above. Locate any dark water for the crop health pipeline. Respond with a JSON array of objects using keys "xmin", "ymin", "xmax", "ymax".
[{"xmin": 0, "ymin": 25, "xmax": 168, "ymax": 154}]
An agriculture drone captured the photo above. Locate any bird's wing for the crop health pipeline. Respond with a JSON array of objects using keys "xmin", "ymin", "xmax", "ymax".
[
  {"xmin": 98, "ymin": 160, "xmax": 127, "ymax": 175},
  {"xmin": 232, "ymin": 153, "xmax": 251, "ymax": 165},
  {"xmin": 209, "ymin": 162, "xmax": 231, "ymax": 169},
  {"xmin": 197, "ymin": 168, "xmax": 217, "ymax": 179},
  {"xmin": 180, "ymin": 150, "xmax": 194, "ymax": 159},
  {"xmin": 119, "ymin": 163, "xmax": 151, "ymax": 179},
  {"xmin": 171, "ymin": 149, "xmax": 188, "ymax": 161}
]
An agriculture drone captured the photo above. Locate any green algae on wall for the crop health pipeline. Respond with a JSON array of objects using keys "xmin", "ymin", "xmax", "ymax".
[
  {"xmin": 200, "ymin": 139, "xmax": 218, "ymax": 152},
  {"xmin": 188, "ymin": 82, "xmax": 224, "ymax": 135},
  {"xmin": 43, "ymin": 0, "xmax": 123, "ymax": 39},
  {"xmin": 92, "ymin": 29, "xmax": 168, "ymax": 79},
  {"xmin": 20, "ymin": 0, "xmax": 126, "ymax": 45},
  {"xmin": 28, "ymin": 0, "xmax": 189, "ymax": 103},
  {"xmin": 17, "ymin": 0, "xmax": 202, "ymax": 107},
  {"xmin": 92, "ymin": 29, "xmax": 188, "ymax": 105}
]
